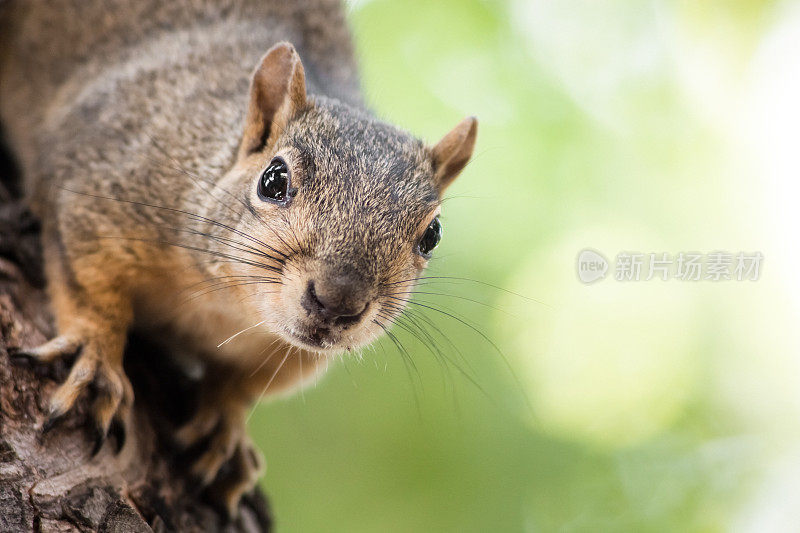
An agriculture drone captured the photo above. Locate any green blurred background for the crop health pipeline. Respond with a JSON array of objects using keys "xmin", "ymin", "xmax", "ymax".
[{"xmin": 250, "ymin": 0, "xmax": 800, "ymax": 530}]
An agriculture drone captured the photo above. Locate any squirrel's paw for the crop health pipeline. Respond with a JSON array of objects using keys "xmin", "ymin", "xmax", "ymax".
[
  {"xmin": 16, "ymin": 335, "xmax": 133, "ymax": 455},
  {"xmin": 175, "ymin": 403, "xmax": 264, "ymax": 499},
  {"xmin": 183, "ymin": 412, "xmax": 247, "ymax": 486},
  {"xmin": 207, "ymin": 437, "xmax": 265, "ymax": 518}
]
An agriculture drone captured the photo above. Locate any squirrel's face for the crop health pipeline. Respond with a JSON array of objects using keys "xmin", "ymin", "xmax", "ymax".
[{"xmin": 218, "ymin": 43, "xmax": 476, "ymax": 354}]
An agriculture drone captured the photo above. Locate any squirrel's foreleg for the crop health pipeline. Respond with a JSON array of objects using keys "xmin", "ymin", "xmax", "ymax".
[
  {"xmin": 15, "ymin": 235, "xmax": 134, "ymax": 454},
  {"xmin": 174, "ymin": 365, "xmax": 266, "ymax": 517}
]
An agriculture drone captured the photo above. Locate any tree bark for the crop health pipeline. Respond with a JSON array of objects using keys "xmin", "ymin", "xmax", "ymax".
[{"xmin": 0, "ymin": 136, "xmax": 272, "ymax": 531}]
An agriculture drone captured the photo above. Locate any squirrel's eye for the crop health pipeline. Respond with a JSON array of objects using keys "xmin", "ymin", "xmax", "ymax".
[
  {"xmin": 257, "ymin": 157, "xmax": 293, "ymax": 204},
  {"xmin": 418, "ymin": 217, "xmax": 442, "ymax": 258}
]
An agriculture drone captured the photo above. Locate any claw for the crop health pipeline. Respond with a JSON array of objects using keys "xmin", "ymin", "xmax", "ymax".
[
  {"xmin": 41, "ymin": 415, "xmax": 61, "ymax": 435},
  {"xmin": 91, "ymin": 423, "xmax": 107, "ymax": 457},
  {"xmin": 109, "ymin": 416, "xmax": 126, "ymax": 453},
  {"xmin": 89, "ymin": 410, "xmax": 128, "ymax": 457},
  {"xmin": 41, "ymin": 410, "xmax": 66, "ymax": 436},
  {"xmin": 10, "ymin": 350, "xmax": 35, "ymax": 366}
]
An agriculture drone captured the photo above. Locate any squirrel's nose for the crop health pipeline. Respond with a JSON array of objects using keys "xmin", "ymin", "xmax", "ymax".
[{"xmin": 302, "ymin": 277, "xmax": 369, "ymax": 325}]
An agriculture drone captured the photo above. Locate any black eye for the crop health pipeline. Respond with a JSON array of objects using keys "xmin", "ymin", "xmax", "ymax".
[
  {"xmin": 418, "ymin": 217, "xmax": 442, "ymax": 258},
  {"xmin": 257, "ymin": 157, "xmax": 294, "ymax": 204}
]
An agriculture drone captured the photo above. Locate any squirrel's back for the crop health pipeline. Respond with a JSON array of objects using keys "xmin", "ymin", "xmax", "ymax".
[{"xmin": 0, "ymin": 0, "xmax": 361, "ymax": 197}]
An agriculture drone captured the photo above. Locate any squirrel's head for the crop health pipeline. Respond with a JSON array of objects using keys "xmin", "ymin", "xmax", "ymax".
[{"xmin": 217, "ymin": 42, "xmax": 476, "ymax": 354}]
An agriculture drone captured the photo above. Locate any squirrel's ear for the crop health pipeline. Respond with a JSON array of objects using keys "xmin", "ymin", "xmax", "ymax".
[
  {"xmin": 238, "ymin": 42, "xmax": 307, "ymax": 159},
  {"xmin": 431, "ymin": 116, "xmax": 477, "ymax": 192}
]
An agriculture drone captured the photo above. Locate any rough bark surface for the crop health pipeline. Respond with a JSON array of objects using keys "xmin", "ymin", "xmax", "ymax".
[{"xmin": 0, "ymin": 136, "xmax": 272, "ymax": 531}]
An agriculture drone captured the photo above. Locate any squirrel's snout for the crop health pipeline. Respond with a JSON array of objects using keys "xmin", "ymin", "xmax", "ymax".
[{"xmin": 301, "ymin": 277, "xmax": 369, "ymax": 326}]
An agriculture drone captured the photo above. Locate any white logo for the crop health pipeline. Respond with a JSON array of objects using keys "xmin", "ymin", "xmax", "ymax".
[
  {"xmin": 577, "ymin": 249, "xmax": 609, "ymax": 284},
  {"xmin": 576, "ymin": 249, "xmax": 762, "ymax": 284}
]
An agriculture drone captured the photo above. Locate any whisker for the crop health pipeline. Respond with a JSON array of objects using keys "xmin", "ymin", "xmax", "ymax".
[
  {"xmin": 382, "ymin": 289, "xmax": 520, "ymax": 318},
  {"xmin": 373, "ymin": 319, "xmax": 420, "ymax": 380},
  {"xmin": 183, "ymin": 282, "xmax": 279, "ymax": 304},
  {"xmin": 389, "ymin": 314, "xmax": 452, "ymax": 386},
  {"xmin": 381, "ymin": 275, "xmax": 551, "ymax": 308},
  {"xmin": 387, "ymin": 295, "xmax": 532, "ymax": 412},
  {"xmin": 373, "ymin": 318, "xmax": 423, "ymax": 412},
  {"xmin": 392, "ymin": 309, "xmax": 486, "ymax": 397},
  {"xmin": 169, "ymin": 226, "xmax": 288, "ymax": 262},
  {"xmin": 385, "ymin": 295, "xmax": 503, "ymax": 355},
  {"xmin": 137, "ymin": 130, "xmax": 269, "ymax": 227},
  {"xmin": 61, "ymin": 187, "xmax": 290, "ymax": 261},
  {"xmin": 248, "ymin": 337, "xmax": 284, "ymax": 377},
  {"xmin": 218, "ymin": 319, "xmax": 267, "ymax": 348},
  {"xmin": 180, "ymin": 274, "xmax": 280, "ymax": 293},
  {"xmin": 97, "ymin": 235, "xmax": 284, "ymax": 274},
  {"xmin": 246, "ymin": 347, "xmax": 292, "ymax": 423}
]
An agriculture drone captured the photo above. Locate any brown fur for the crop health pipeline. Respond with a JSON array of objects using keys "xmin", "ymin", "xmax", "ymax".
[{"xmin": 0, "ymin": 0, "xmax": 476, "ymax": 514}]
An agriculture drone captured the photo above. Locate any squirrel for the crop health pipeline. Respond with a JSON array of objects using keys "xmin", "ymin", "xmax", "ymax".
[{"xmin": 0, "ymin": 0, "xmax": 477, "ymax": 513}]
